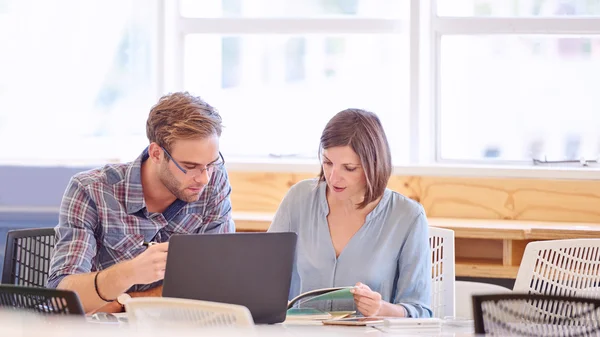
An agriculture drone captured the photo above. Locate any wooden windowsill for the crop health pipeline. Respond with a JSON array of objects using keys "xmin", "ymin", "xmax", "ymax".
[
  {"xmin": 232, "ymin": 212, "xmax": 600, "ymax": 239},
  {"xmin": 232, "ymin": 212, "xmax": 600, "ymax": 279}
]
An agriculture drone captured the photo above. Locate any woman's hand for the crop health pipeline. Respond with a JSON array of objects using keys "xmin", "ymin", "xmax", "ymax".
[{"xmin": 351, "ymin": 282, "xmax": 383, "ymax": 317}]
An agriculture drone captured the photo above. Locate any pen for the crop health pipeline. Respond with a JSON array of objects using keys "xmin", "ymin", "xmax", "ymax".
[{"xmin": 142, "ymin": 241, "xmax": 157, "ymax": 247}]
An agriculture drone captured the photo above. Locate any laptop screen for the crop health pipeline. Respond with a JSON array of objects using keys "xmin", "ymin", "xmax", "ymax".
[{"xmin": 162, "ymin": 232, "xmax": 297, "ymax": 324}]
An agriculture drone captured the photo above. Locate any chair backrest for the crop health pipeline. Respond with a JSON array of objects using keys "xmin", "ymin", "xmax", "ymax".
[
  {"xmin": 473, "ymin": 293, "xmax": 600, "ymax": 336},
  {"xmin": 0, "ymin": 284, "xmax": 84, "ymax": 316},
  {"xmin": 513, "ymin": 239, "xmax": 600, "ymax": 299},
  {"xmin": 2, "ymin": 228, "xmax": 55, "ymax": 287},
  {"xmin": 455, "ymin": 280, "xmax": 511, "ymax": 319},
  {"xmin": 125, "ymin": 297, "xmax": 255, "ymax": 328},
  {"xmin": 429, "ymin": 226, "xmax": 456, "ymax": 318}
]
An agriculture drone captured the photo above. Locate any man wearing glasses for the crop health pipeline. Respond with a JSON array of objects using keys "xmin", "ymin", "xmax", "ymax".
[{"xmin": 47, "ymin": 92, "xmax": 234, "ymax": 313}]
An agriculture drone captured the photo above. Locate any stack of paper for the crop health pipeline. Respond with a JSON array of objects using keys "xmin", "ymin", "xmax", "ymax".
[
  {"xmin": 442, "ymin": 317, "xmax": 474, "ymax": 329},
  {"xmin": 378, "ymin": 318, "xmax": 443, "ymax": 334}
]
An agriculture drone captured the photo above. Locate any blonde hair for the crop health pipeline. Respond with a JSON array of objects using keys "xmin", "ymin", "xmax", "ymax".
[{"xmin": 146, "ymin": 92, "xmax": 222, "ymax": 152}]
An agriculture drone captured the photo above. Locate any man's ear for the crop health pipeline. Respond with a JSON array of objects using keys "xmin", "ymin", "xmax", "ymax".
[{"xmin": 148, "ymin": 142, "xmax": 162, "ymax": 163}]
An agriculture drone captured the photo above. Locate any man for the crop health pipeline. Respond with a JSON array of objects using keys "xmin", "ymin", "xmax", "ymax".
[{"xmin": 47, "ymin": 92, "xmax": 234, "ymax": 313}]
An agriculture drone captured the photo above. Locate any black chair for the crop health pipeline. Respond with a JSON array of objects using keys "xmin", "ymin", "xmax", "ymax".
[
  {"xmin": 0, "ymin": 284, "xmax": 84, "ymax": 316},
  {"xmin": 473, "ymin": 293, "xmax": 600, "ymax": 336},
  {"xmin": 2, "ymin": 228, "xmax": 55, "ymax": 287}
]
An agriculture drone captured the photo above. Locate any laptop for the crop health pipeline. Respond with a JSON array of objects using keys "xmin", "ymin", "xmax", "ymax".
[{"xmin": 162, "ymin": 232, "xmax": 297, "ymax": 324}]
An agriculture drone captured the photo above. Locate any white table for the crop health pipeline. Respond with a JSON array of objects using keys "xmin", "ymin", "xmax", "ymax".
[
  {"xmin": 113, "ymin": 314, "xmax": 476, "ymax": 336},
  {"xmin": 263, "ymin": 320, "xmax": 476, "ymax": 336},
  {"xmin": 0, "ymin": 311, "xmax": 479, "ymax": 337}
]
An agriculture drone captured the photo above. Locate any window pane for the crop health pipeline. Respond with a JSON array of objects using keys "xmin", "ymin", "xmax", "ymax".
[
  {"xmin": 184, "ymin": 34, "xmax": 409, "ymax": 163},
  {"xmin": 440, "ymin": 35, "xmax": 600, "ymax": 162},
  {"xmin": 0, "ymin": 0, "xmax": 158, "ymax": 165},
  {"xmin": 438, "ymin": 0, "xmax": 600, "ymax": 16},
  {"xmin": 181, "ymin": 0, "xmax": 407, "ymax": 18}
]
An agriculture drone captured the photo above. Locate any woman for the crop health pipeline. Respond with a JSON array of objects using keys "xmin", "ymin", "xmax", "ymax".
[{"xmin": 268, "ymin": 109, "xmax": 432, "ymax": 318}]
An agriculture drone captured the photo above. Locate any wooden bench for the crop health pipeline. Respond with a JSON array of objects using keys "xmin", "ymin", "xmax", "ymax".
[{"xmin": 232, "ymin": 212, "xmax": 600, "ymax": 279}]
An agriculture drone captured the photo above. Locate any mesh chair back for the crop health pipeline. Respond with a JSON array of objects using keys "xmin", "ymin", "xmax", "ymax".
[
  {"xmin": 514, "ymin": 239, "xmax": 600, "ymax": 300},
  {"xmin": 429, "ymin": 227, "xmax": 456, "ymax": 318},
  {"xmin": 473, "ymin": 293, "xmax": 600, "ymax": 336},
  {"xmin": 126, "ymin": 297, "xmax": 254, "ymax": 328},
  {"xmin": 0, "ymin": 284, "xmax": 84, "ymax": 316},
  {"xmin": 2, "ymin": 228, "xmax": 55, "ymax": 287}
]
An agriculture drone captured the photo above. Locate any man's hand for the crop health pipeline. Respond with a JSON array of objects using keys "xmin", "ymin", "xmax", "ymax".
[
  {"xmin": 92, "ymin": 300, "xmax": 123, "ymax": 314},
  {"xmin": 91, "ymin": 285, "xmax": 164, "ymax": 314},
  {"xmin": 125, "ymin": 242, "xmax": 169, "ymax": 285},
  {"xmin": 58, "ymin": 243, "xmax": 169, "ymax": 314}
]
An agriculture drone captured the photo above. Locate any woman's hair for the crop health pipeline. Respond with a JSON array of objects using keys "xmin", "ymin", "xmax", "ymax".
[
  {"xmin": 318, "ymin": 108, "xmax": 392, "ymax": 208},
  {"xmin": 146, "ymin": 92, "xmax": 223, "ymax": 152}
]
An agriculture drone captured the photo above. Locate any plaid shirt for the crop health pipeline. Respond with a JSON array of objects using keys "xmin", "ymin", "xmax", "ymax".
[{"xmin": 47, "ymin": 148, "xmax": 235, "ymax": 291}]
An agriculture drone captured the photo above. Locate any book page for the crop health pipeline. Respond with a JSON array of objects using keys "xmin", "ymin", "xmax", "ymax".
[{"xmin": 288, "ymin": 286, "xmax": 355, "ymax": 309}]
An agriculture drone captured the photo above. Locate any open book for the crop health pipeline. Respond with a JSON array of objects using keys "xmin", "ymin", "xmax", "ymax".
[
  {"xmin": 286, "ymin": 308, "xmax": 355, "ymax": 321},
  {"xmin": 287, "ymin": 286, "xmax": 355, "ymax": 309}
]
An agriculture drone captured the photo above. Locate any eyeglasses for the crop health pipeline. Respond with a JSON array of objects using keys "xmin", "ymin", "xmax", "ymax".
[{"xmin": 161, "ymin": 147, "xmax": 225, "ymax": 177}]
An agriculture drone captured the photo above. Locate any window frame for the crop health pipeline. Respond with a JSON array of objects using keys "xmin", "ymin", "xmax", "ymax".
[
  {"xmin": 168, "ymin": 0, "xmax": 600, "ymax": 173},
  {"xmin": 3, "ymin": 0, "xmax": 600, "ymax": 216},
  {"xmin": 163, "ymin": 0, "xmax": 416, "ymax": 163},
  {"xmin": 429, "ymin": 0, "xmax": 600, "ymax": 166}
]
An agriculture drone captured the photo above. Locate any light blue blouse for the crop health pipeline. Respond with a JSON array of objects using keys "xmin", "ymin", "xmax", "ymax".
[{"xmin": 268, "ymin": 179, "xmax": 432, "ymax": 318}]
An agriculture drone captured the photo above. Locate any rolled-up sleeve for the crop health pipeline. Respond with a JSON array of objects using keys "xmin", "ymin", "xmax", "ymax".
[
  {"xmin": 200, "ymin": 168, "xmax": 235, "ymax": 234},
  {"xmin": 47, "ymin": 177, "xmax": 99, "ymax": 288},
  {"xmin": 394, "ymin": 211, "xmax": 433, "ymax": 318}
]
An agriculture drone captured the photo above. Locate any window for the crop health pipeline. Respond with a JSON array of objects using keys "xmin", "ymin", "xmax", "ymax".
[
  {"xmin": 440, "ymin": 35, "xmax": 600, "ymax": 162},
  {"xmin": 434, "ymin": 0, "xmax": 600, "ymax": 164},
  {"xmin": 2, "ymin": 0, "xmax": 600, "ymax": 170},
  {"xmin": 183, "ymin": 34, "xmax": 408, "ymax": 159},
  {"xmin": 177, "ymin": 0, "xmax": 410, "ymax": 162},
  {"xmin": 0, "ymin": 0, "xmax": 158, "ymax": 165}
]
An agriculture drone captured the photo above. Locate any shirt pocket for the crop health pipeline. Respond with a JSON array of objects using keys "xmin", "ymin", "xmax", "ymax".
[{"xmin": 103, "ymin": 232, "xmax": 146, "ymax": 260}]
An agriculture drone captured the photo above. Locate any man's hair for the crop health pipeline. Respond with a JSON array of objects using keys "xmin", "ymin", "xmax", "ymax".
[
  {"xmin": 146, "ymin": 92, "xmax": 222, "ymax": 152},
  {"xmin": 318, "ymin": 108, "xmax": 392, "ymax": 209}
]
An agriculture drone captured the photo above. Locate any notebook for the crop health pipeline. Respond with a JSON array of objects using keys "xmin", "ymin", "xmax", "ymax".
[{"xmin": 288, "ymin": 286, "xmax": 355, "ymax": 309}]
